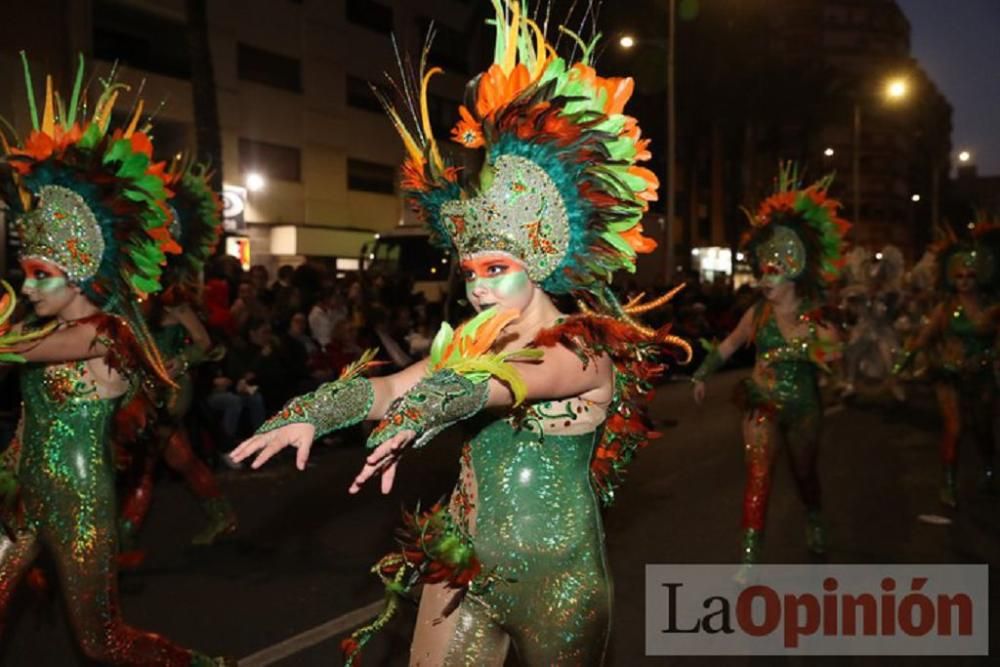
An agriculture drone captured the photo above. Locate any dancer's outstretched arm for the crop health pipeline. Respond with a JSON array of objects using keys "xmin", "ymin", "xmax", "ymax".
[
  {"xmin": 691, "ymin": 305, "xmax": 756, "ymax": 404},
  {"xmin": 230, "ymin": 358, "xmax": 429, "ymax": 471},
  {"xmin": 349, "ymin": 345, "xmax": 612, "ymax": 495},
  {"xmin": 6, "ymin": 321, "xmax": 109, "ymax": 363}
]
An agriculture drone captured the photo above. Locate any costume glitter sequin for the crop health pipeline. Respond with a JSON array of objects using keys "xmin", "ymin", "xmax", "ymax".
[
  {"xmin": 693, "ymin": 163, "xmax": 848, "ymax": 568},
  {"xmin": 118, "ymin": 160, "xmax": 236, "ymax": 551},
  {"xmin": 0, "ymin": 55, "xmax": 226, "ymax": 666},
  {"xmin": 234, "ymin": 3, "xmax": 690, "ymax": 662},
  {"xmin": 895, "ymin": 220, "xmax": 1000, "ymax": 506}
]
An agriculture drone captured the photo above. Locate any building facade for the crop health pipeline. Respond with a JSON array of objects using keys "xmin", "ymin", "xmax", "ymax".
[{"xmin": 0, "ymin": 0, "xmax": 482, "ymax": 273}]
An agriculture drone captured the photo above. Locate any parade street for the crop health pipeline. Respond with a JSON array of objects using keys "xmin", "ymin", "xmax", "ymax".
[{"xmin": 3, "ymin": 368, "xmax": 998, "ymax": 666}]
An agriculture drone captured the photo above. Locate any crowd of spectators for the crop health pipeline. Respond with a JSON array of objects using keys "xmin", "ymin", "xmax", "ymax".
[
  {"xmin": 190, "ymin": 257, "xmax": 444, "ymax": 458},
  {"xmin": 0, "ymin": 256, "xmax": 754, "ymax": 465}
]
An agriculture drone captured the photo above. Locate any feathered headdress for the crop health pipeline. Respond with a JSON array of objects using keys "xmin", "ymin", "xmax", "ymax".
[
  {"xmin": 0, "ymin": 53, "xmax": 179, "ymax": 305},
  {"xmin": 161, "ymin": 157, "xmax": 223, "ymax": 302},
  {"xmin": 926, "ymin": 214, "xmax": 1000, "ymax": 293},
  {"xmin": 375, "ymin": 0, "xmax": 658, "ymax": 304},
  {"xmin": 0, "ymin": 53, "xmax": 178, "ymax": 381},
  {"xmin": 741, "ymin": 162, "xmax": 850, "ymax": 300}
]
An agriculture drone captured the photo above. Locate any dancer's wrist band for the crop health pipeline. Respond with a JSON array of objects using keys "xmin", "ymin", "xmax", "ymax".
[
  {"xmin": 366, "ymin": 369, "xmax": 489, "ymax": 450},
  {"xmin": 692, "ymin": 346, "xmax": 724, "ymax": 383},
  {"xmin": 257, "ymin": 376, "xmax": 375, "ymax": 438}
]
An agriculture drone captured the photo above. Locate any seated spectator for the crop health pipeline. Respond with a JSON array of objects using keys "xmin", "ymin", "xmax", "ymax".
[
  {"xmin": 308, "ymin": 288, "xmax": 347, "ymax": 349},
  {"xmin": 230, "ymin": 280, "xmax": 270, "ymax": 332}
]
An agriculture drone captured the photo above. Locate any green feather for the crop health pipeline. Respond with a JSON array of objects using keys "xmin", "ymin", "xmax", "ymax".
[{"xmin": 429, "ymin": 322, "xmax": 454, "ymax": 368}]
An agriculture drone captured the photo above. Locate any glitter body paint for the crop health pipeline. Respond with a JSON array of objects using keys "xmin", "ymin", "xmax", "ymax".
[
  {"xmin": 0, "ymin": 329, "xmax": 197, "ymax": 665},
  {"xmin": 419, "ymin": 396, "xmax": 611, "ymax": 663},
  {"xmin": 738, "ymin": 305, "xmax": 822, "ymax": 532}
]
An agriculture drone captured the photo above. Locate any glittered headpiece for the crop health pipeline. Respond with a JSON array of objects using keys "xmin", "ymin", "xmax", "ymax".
[
  {"xmin": 741, "ymin": 162, "xmax": 850, "ymax": 297},
  {"xmin": 161, "ymin": 158, "xmax": 223, "ymax": 296},
  {"xmin": 375, "ymin": 0, "xmax": 658, "ymax": 298},
  {"xmin": 930, "ymin": 215, "xmax": 1000, "ymax": 292},
  {"xmin": 1, "ymin": 54, "xmax": 178, "ymax": 305}
]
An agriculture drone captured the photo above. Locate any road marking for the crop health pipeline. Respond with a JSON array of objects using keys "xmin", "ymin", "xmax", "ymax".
[{"xmin": 239, "ymin": 600, "xmax": 383, "ymax": 666}]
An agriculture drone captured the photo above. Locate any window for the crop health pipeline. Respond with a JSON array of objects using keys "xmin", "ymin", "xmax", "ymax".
[
  {"xmin": 420, "ymin": 19, "xmax": 468, "ymax": 73},
  {"xmin": 239, "ymin": 139, "xmax": 302, "ymax": 182},
  {"xmin": 93, "ymin": 0, "xmax": 191, "ymax": 79},
  {"xmin": 347, "ymin": 75, "xmax": 383, "ymax": 113},
  {"xmin": 346, "ymin": 0, "xmax": 393, "ymax": 35},
  {"xmin": 238, "ymin": 43, "xmax": 302, "ymax": 92},
  {"xmin": 348, "ymin": 159, "xmax": 396, "ymax": 194}
]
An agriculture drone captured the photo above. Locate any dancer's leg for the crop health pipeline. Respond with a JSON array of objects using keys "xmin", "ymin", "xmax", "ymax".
[
  {"xmin": 409, "ymin": 582, "xmax": 509, "ymax": 667},
  {"xmin": 783, "ymin": 410, "xmax": 825, "ymax": 553},
  {"xmin": 44, "ymin": 517, "xmax": 195, "ymax": 665},
  {"xmin": 162, "ymin": 429, "xmax": 237, "ymax": 545},
  {"xmin": 0, "ymin": 530, "xmax": 41, "ymax": 634},
  {"xmin": 740, "ymin": 411, "xmax": 780, "ymax": 562},
  {"xmin": 935, "ymin": 382, "xmax": 961, "ymax": 507}
]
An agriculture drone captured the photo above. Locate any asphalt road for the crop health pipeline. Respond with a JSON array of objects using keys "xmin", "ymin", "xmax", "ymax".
[{"xmin": 2, "ymin": 369, "xmax": 997, "ymax": 666}]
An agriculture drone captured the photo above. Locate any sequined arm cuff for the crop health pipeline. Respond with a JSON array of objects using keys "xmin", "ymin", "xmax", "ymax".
[
  {"xmin": 692, "ymin": 345, "xmax": 724, "ymax": 382},
  {"xmin": 256, "ymin": 376, "xmax": 374, "ymax": 438},
  {"xmin": 366, "ymin": 369, "xmax": 489, "ymax": 450}
]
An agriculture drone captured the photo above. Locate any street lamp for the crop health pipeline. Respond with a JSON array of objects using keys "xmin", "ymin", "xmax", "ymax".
[
  {"xmin": 824, "ymin": 147, "xmax": 835, "ymax": 157},
  {"xmin": 911, "ymin": 194, "xmax": 921, "ymax": 202},
  {"xmin": 958, "ymin": 150, "xmax": 971, "ymax": 163},
  {"xmin": 245, "ymin": 172, "xmax": 266, "ymax": 193},
  {"xmin": 619, "ymin": 35, "xmax": 636, "ymax": 49},
  {"xmin": 884, "ymin": 77, "xmax": 908, "ymax": 100}
]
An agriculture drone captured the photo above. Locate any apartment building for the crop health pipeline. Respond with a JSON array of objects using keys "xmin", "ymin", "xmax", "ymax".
[{"xmin": 0, "ymin": 0, "xmax": 482, "ymax": 272}]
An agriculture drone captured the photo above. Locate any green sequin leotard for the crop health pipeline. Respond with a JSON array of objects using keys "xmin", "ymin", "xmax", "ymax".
[
  {"xmin": 435, "ymin": 400, "xmax": 611, "ymax": 664},
  {"xmin": 0, "ymin": 330, "xmax": 202, "ymax": 664},
  {"xmin": 738, "ymin": 304, "xmax": 824, "ymax": 535}
]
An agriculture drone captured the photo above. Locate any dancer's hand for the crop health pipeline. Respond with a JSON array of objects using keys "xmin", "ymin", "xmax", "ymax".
[
  {"xmin": 348, "ymin": 429, "xmax": 415, "ymax": 495},
  {"xmin": 230, "ymin": 423, "xmax": 317, "ymax": 471},
  {"xmin": 692, "ymin": 379, "xmax": 706, "ymax": 405}
]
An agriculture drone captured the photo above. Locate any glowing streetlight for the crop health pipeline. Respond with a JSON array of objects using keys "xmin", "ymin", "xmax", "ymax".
[
  {"xmin": 958, "ymin": 150, "xmax": 971, "ymax": 163},
  {"xmin": 884, "ymin": 77, "xmax": 908, "ymax": 101},
  {"xmin": 245, "ymin": 172, "xmax": 266, "ymax": 193},
  {"xmin": 911, "ymin": 194, "xmax": 921, "ymax": 202},
  {"xmin": 823, "ymin": 147, "xmax": 835, "ymax": 157},
  {"xmin": 619, "ymin": 35, "xmax": 636, "ymax": 49}
]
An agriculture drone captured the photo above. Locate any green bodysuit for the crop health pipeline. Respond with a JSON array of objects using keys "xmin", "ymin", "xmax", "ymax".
[{"xmin": 440, "ymin": 402, "xmax": 611, "ymax": 664}]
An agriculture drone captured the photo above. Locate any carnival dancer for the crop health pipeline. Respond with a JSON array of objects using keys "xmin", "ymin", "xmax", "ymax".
[
  {"xmin": 894, "ymin": 221, "xmax": 1000, "ymax": 507},
  {"xmin": 232, "ymin": 3, "xmax": 691, "ymax": 663},
  {"xmin": 691, "ymin": 163, "xmax": 848, "ymax": 568},
  {"xmin": 119, "ymin": 160, "xmax": 237, "ymax": 551},
  {"xmin": 0, "ymin": 56, "xmax": 227, "ymax": 666}
]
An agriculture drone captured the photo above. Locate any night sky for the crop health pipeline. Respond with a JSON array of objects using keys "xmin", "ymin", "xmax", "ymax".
[{"xmin": 897, "ymin": 0, "xmax": 1000, "ymax": 176}]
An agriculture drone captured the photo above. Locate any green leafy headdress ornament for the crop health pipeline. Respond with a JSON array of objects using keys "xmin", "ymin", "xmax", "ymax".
[
  {"xmin": 741, "ymin": 162, "xmax": 850, "ymax": 300},
  {"xmin": 375, "ymin": 0, "xmax": 659, "ymax": 308}
]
